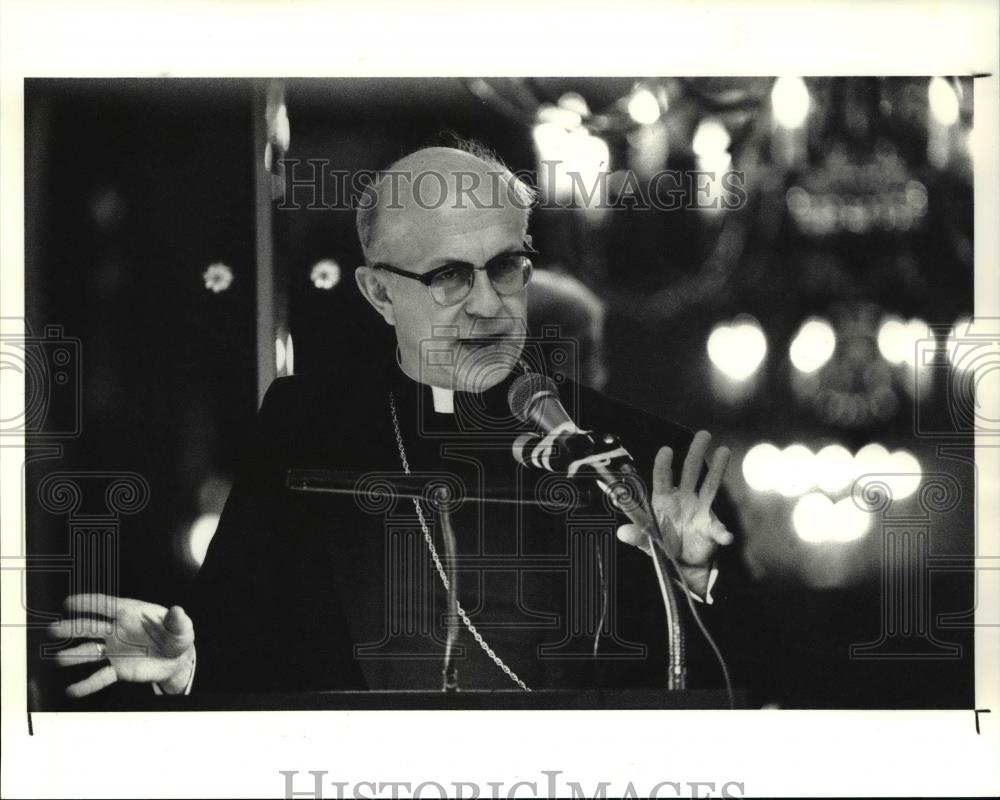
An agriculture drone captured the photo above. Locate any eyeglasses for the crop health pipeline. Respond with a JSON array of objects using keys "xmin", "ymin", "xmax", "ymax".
[{"xmin": 373, "ymin": 248, "xmax": 536, "ymax": 307}]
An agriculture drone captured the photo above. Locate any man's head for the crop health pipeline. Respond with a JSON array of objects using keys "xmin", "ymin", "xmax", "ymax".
[{"xmin": 354, "ymin": 142, "xmax": 537, "ymax": 392}]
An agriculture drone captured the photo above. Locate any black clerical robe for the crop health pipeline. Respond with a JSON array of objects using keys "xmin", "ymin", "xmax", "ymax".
[{"xmin": 188, "ymin": 354, "xmax": 750, "ymax": 694}]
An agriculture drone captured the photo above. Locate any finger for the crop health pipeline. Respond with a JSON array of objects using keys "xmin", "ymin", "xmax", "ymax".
[
  {"xmin": 63, "ymin": 594, "xmax": 125, "ymax": 619},
  {"xmin": 163, "ymin": 606, "xmax": 193, "ymax": 639},
  {"xmin": 709, "ymin": 522, "xmax": 735, "ymax": 547},
  {"xmin": 66, "ymin": 664, "xmax": 117, "ymax": 698},
  {"xmin": 149, "ymin": 606, "xmax": 195, "ymax": 657},
  {"xmin": 47, "ymin": 617, "xmax": 114, "ymax": 641},
  {"xmin": 55, "ymin": 641, "xmax": 107, "ymax": 667},
  {"xmin": 616, "ymin": 524, "xmax": 653, "ymax": 557},
  {"xmin": 652, "ymin": 447, "xmax": 674, "ymax": 497},
  {"xmin": 698, "ymin": 446, "xmax": 732, "ymax": 506},
  {"xmin": 680, "ymin": 431, "xmax": 712, "ymax": 493}
]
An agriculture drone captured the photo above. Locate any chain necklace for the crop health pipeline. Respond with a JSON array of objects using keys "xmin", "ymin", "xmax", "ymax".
[{"xmin": 388, "ymin": 392, "xmax": 530, "ymax": 692}]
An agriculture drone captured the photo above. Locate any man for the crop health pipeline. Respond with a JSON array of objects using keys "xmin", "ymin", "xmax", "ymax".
[{"xmin": 50, "ymin": 143, "xmax": 739, "ymax": 698}]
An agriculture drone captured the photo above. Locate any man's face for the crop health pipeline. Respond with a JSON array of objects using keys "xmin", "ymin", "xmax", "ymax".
[{"xmin": 371, "ymin": 190, "xmax": 529, "ymax": 393}]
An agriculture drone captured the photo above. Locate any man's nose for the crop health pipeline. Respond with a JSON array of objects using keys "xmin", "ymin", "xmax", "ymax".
[{"xmin": 461, "ymin": 268, "xmax": 504, "ymax": 316}]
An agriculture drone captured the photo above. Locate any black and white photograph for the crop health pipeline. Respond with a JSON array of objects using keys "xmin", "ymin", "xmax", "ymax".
[{"xmin": 2, "ymin": 2, "xmax": 998, "ymax": 798}]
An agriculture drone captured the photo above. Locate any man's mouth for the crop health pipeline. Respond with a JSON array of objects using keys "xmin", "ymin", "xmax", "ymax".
[{"xmin": 456, "ymin": 333, "xmax": 518, "ymax": 347}]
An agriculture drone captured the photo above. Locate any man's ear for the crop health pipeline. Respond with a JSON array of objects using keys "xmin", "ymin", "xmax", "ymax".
[
  {"xmin": 524, "ymin": 233, "xmax": 533, "ymax": 249},
  {"xmin": 355, "ymin": 266, "xmax": 396, "ymax": 326}
]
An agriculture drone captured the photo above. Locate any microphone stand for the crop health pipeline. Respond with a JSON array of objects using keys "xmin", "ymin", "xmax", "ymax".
[
  {"xmin": 602, "ymin": 465, "xmax": 687, "ymax": 691},
  {"xmin": 438, "ymin": 504, "xmax": 461, "ymax": 692}
]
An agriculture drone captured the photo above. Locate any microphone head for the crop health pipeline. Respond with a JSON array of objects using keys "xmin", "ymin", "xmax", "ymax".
[
  {"xmin": 507, "ymin": 372, "xmax": 559, "ymax": 426},
  {"xmin": 508, "ymin": 371, "xmax": 580, "ymax": 433}
]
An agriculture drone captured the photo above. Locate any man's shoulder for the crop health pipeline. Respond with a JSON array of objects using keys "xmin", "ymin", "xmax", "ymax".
[
  {"xmin": 260, "ymin": 360, "xmax": 392, "ymax": 417},
  {"xmin": 253, "ymin": 361, "xmax": 397, "ymax": 458}
]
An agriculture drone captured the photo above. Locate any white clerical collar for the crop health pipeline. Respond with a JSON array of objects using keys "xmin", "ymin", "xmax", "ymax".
[
  {"xmin": 430, "ymin": 385, "xmax": 454, "ymax": 414},
  {"xmin": 395, "ymin": 355, "xmax": 455, "ymax": 414}
]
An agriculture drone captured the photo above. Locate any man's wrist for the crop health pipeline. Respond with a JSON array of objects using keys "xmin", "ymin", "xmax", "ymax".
[
  {"xmin": 678, "ymin": 565, "xmax": 712, "ymax": 599},
  {"xmin": 159, "ymin": 647, "xmax": 196, "ymax": 695}
]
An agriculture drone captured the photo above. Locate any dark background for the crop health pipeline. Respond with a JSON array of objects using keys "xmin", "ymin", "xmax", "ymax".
[{"xmin": 23, "ymin": 77, "xmax": 976, "ymax": 709}]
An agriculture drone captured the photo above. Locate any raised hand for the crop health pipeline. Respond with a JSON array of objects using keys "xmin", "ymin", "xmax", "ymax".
[
  {"xmin": 617, "ymin": 430, "xmax": 734, "ymax": 597},
  {"xmin": 48, "ymin": 594, "xmax": 196, "ymax": 697}
]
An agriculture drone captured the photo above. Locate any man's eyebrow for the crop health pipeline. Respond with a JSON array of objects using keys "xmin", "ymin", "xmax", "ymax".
[
  {"xmin": 423, "ymin": 246, "xmax": 525, "ymax": 270},
  {"xmin": 423, "ymin": 257, "xmax": 474, "ymax": 270}
]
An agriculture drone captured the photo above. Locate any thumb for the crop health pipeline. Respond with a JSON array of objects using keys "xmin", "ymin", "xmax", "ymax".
[
  {"xmin": 616, "ymin": 524, "xmax": 653, "ymax": 557},
  {"xmin": 160, "ymin": 605, "xmax": 195, "ymax": 656}
]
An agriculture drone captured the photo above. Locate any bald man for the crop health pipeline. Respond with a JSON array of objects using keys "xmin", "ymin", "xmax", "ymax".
[{"xmin": 51, "ymin": 144, "xmax": 745, "ymax": 698}]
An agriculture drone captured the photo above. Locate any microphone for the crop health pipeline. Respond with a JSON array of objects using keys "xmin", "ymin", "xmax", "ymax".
[
  {"xmin": 507, "ymin": 372, "xmax": 582, "ymax": 436},
  {"xmin": 512, "ymin": 430, "xmax": 599, "ymax": 474},
  {"xmin": 507, "ymin": 373, "xmax": 669, "ymax": 554}
]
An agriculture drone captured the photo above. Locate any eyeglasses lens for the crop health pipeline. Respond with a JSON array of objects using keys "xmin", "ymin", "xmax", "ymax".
[{"xmin": 429, "ymin": 255, "xmax": 533, "ymax": 306}]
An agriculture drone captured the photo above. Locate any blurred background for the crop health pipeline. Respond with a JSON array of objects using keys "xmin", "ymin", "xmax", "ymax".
[{"xmin": 24, "ymin": 76, "xmax": 978, "ymax": 709}]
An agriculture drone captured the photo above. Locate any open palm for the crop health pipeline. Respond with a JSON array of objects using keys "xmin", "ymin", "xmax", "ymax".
[
  {"xmin": 49, "ymin": 594, "xmax": 195, "ymax": 697},
  {"xmin": 618, "ymin": 431, "xmax": 733, "ymax": 596}
]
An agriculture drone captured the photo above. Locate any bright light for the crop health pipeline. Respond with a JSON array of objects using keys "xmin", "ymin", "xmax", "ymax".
[
  {"xmin": 928, "ymin": 77, "xmax": 960, "ymax": 126},
  {"xmin": 854, "ymin": 442, "xmax": 892, "ymax": 476},
  {"xmin": 855, "ymin": 445, "xmax": 923, "ymax": 502},
  {"xmin": 966, "ymin": 121, "xmax": 985, "ymax": 174},
  {"xmin": 557, "ymin": 92, "xmax": 590, "ymax": 118},
  {"xmin": 692, "ymin": 118, "xmax": 730, "ymax": 158},
  {"xmin": 627, "ymin": 88, "xmax": 661, "ymax": 125},
  {"xmin": 946, "ymin": 315, "xmax": 974, "ymax": 371},
  {"xmin": 771, "ymin": 77, "xmax": 811, "ymax": 129},
  {"xmin": 814, "ymin": 444, "xmax": 854, "ymax": 494},
  {"xmin": 743, "ymin": 439, "xmax": 923, "ymax": 504},
  {"xmin": 742, "ymin": 442, "xmax": 781, "ymax": 492},
  {"xmin": 580, "ymin": 131, "xmax": 611, "ymax": 169},
  {"xmin": 877, "ymin": 316, "xmax": 929, "ymax": 366},
  {"xmin": 273, "ymin": 103, "xmax": 291, "ymax": 151},
  {"xmin": 691, "ymin": 118, "xmax": 732, "ymax": 211},
  {"xmin": 789, "ymin": 317, "xmax": 836, "ymax": 374},
  {"xmin": 905, "ymin": 319, "xmax": 930, "ymax": 366},
  {"xmin": 855, "ymin": 443, "xmax": 908, "ymax": 496},
  {"xmin": 793, "ymin": 492, "xmax": 834, "ymax": 543},
  {"xmin": 532, "ymin": 121, "xmax": 566, "ymax": 152},
  {"xmin": 832, "ymin": 497, "xmax": 873, "ymax": 542},
  {"xmin": 533, "ymin": 119, "xmax": 610, "ymax": 207},
  {"xmin": 202, "ymin": 263, "xmax": 234, "ymax": 294},
  {"xmin": 284, "ymin": 332, "xmax": 294, "ymax": 376},
  {"xmin": 187, "ymin": 512, "xmax": 220, "ymax": 568},
  {"xmin": 274, "ymin": 331, "xmax": 295, "ymax": 376},
  {"xmin": 793, "ymin": 492, "xmax": 872, "ymax": 543},
  {"xmin": 776, "ymin": 443, "xmax": 815, "ymax": 498},
  {"xmin": 706, "ymin": 317, "xmax": 767, "ymax": 381},
  {"xmin": 877, "ymin": 316, "xmax": 906, "ymax": 363},
  {"xmin": 889, "ymin": 450, "xmax": 922, "ymax": 499},
  {"xmin": 275, "ymin": 336, "xmax": 286, "ymax": 374},
  {"xmin": 310, "ymin": 259, "xmax": 341, "ymax": 290},
  {"xmin": 535, "ymin": 104, "xmax": 582, "ymax": 130}
]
